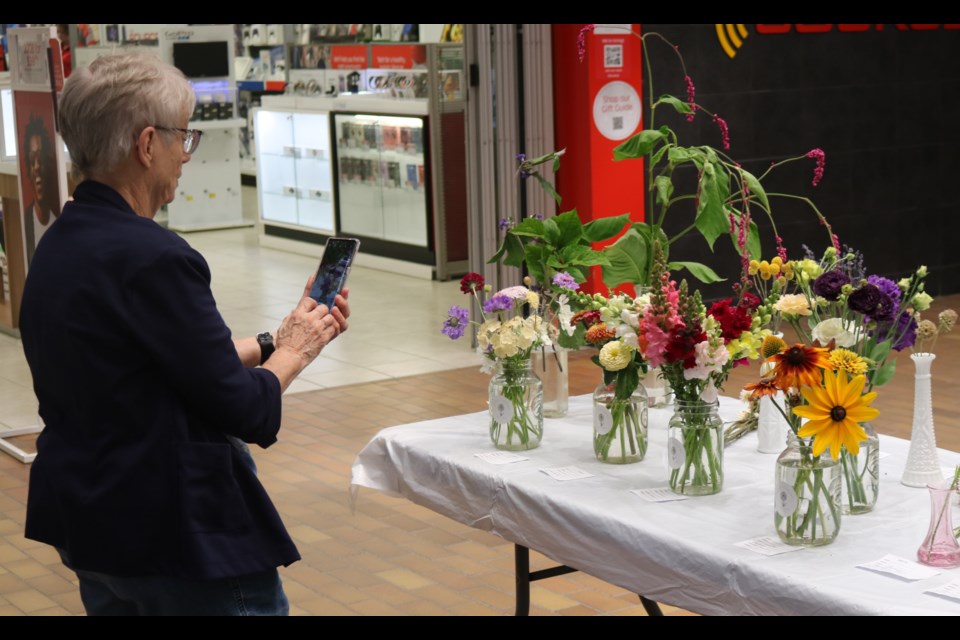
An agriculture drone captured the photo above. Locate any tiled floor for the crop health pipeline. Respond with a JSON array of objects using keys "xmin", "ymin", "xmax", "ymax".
[{"xmin": 0, "ymin": 208, "xmax": 958, "ymax": 615}]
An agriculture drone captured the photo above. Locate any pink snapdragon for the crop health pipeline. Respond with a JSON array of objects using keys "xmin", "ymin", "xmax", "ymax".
[{"xmin": 683, "ymin": 340, "xmax": 730, "ymax": 381}]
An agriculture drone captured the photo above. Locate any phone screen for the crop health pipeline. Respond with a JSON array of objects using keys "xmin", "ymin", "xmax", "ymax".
[{"xmin": 308, "ymin": 237, "xmax": 360, "ymax": 309}]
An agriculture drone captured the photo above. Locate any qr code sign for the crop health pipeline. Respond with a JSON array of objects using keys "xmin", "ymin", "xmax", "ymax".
[
  {"xmin": 604, "ymin": 45, "xmax": 623, "ymax": 68},
  {"xmin": 613, "ymin": 116, "xmax": 623, "ymax": 131}
]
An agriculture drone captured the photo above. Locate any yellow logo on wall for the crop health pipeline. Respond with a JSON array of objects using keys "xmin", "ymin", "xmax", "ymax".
[{"xmin": 715, "ymin": 24, "xmax": 749, "ymax": 58}]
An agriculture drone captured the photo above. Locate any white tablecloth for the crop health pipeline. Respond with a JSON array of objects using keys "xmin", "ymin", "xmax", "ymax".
[{"xmin": 350, "ymin": 395, "xmax": 960, "ymax": 615}]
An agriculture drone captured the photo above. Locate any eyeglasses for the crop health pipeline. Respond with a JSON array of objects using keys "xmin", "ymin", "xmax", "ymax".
[{"xmin": 153, "ymin": 126, "xmax": 203, "ymax": 155}]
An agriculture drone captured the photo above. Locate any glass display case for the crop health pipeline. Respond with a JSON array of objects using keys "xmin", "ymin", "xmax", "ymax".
[
  {"xmin": 255, "ymin": 108, "xmax": 335, "ymax": 233},
  {"xmin": 333, "ymin": 111, "xmax": 428, "ymax": 248}
]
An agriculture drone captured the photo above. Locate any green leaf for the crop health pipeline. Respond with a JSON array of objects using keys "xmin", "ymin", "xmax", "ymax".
[
  {"xmin": 655, "ymin": 94, "xmax": 694, "ymax": 115},
  {"xmin": 668, "ymin": 146, "xmax": 702, "ymax": 164},
  {"xmin": 614, "ymin": 365, "xmax": 640, "ymax": 401},
  {"xmin": 534, "ymin": 173, "xmax": 562, "ymax": 206},
  {"xmin": 488, "ymin": 232, "xmax": 524, "ymax": 266},
  {"xmin": 542, "ymin": 217, "xmax": 560, "ymax": 247},
  {"xmin": 583, "ymin": 213, "xmax": 631, "ymax": 243},
  {"xmin": 695, "ymin": 160, "xmax": 731, "ymax": 250},
  {"xmin": 601, "ymin": 228, "xmax": 650, "ymax": 289},
  {"xmin": 739, "ymin": 168, "xmax": 770, "ymax": 211},
  {"xmin": 560, "ymin": 244, "xmax": 608, "ymax": 267},
  {"xmin": 667, "ymin": 261, "xmax": 726, "ymax": 284},
  {"xmin": 553, "ymin": 210, "xmax": 584, "ymax": 248},
  {"xmin": 650, "ymin": 143, "xmax": 671, "ymax": 168},
  {"xmin": 869, "ymin": 341, "xmax": 892, "ymax": 365},
  {"xmin": 557, "ymin": 323, "xmax": 585, "ymax": 350},
  {"xmin": 553, "ymin": 156, "xmax": 561, "ymax": 172},
  {"xmin": 564, "ymin": 264, "xmax": 590, "ymax": 282},
  {"xmin": 870, "ymin": 359, "xmax": 896, "ymax": 387},
  {"xmin": 654, "ymin": 175, "xmax": 674, "ymax": 207},
  {"xmin": 613, "ymin": 129, "xmax": 666, "ymax": 160},
  {"xmin": 510, "ymin": 217, "xmax": 546, "ymax": 238},
  {"xmin": 522, "ymin": 244, "xmax": 546, "ymax": 283}
]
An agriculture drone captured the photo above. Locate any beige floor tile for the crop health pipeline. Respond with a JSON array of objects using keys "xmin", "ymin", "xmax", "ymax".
[{"xmin": 374, "ymin": 568, "xmax": 434, "ymax": 590}]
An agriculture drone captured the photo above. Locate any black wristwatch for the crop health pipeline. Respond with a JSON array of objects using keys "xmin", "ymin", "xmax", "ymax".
[{"xmin": 257, "ymin": 332, "xmax": 276, "ymax": 365}]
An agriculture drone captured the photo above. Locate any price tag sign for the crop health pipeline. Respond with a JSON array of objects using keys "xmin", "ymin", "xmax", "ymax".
[
  {"xmin": 734, "ymin": 537, "xmax": 804, "ymax": 556},
  {"xmin": 475, "ymin": 451, "xmax": 528, "ymax": 465},
  {"xmin": 630, "ymin": 488, "xmax": 688, "ymax": 503},
  {"xmin": 858, "ymin": 554, "xmax": 941, "ymax": 581}
]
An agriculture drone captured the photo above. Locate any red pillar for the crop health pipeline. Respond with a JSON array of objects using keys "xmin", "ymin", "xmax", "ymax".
[{"xmin": 552, "ymin": 24, "xmax": 646, "ymax": 295}]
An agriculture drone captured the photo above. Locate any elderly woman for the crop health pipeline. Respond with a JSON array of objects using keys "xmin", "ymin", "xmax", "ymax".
[{"xmin": 19, "ymin": 51, "xmax": 350, "ymax": 615}]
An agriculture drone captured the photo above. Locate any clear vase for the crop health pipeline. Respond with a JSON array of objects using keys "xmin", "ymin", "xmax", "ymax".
[
  {"xmin": 917, "ymin": 479, "xmax": 960, "ymax": 568},
  {"xmin": 902, "ymin": 353, "xmax": 944, "ymax": 487},
  {"xmin": 592, "ymin": 381, "xmax": 648, "ymax": 464},
  {"xmin": 839, "ymin": 422, "xmax": 879, "ymax": 514},
  {"xmin": 532, "ymin": 345, "xmax": 568, "ymax": 418},
  {"xmin": 640, "ymin": 365, "xmax": 672, "ymax": 408},
  {"xmin": 667, "ymin": 399, "xmax": 723, "ymax": 495},
  {"xmin": 489, "ymin": 358, "xmax": 543, "ymax": 451},
  {"xmin": 774, "ymin": 435, "xmax": 842, "ymax": 546}
]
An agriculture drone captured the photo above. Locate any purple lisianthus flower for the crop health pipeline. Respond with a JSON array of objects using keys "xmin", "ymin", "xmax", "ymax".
[
  {"xmin": 441, "ymin": 305, "xmax": 470, "ymax": 340},
  {"xmin": 499, "ymin": 218, "xmax": 512, "ymax": 230},
  {"xmin": 869, "ymin": 291, "xmax": 897, "ymax": 322},
  {"xmin": 847, "ymin": 283, "xmax": 883, "ymax": 315},
  {"xmin": 552, "ymin": 272, "xmax": 580, "ymax": 291},
  {"xmin": 482, "ymin": 294, "xmax": 513, "ymax": 314},
  {"xmin": 874, "ymin": 310, "xmax": 918, "ymax": 351},
  {"xmin": 812, "ymin": 270, "xmax": 850, "ymax": 301},
  {"xmin": 867, "ymin": 275, "xmax": 901, "ymax": 304}
]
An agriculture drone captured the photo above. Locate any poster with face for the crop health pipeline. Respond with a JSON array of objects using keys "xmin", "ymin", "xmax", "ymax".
[{"xmin": 14, "ymin": 89, "xmax": 65, "ymax": 268}]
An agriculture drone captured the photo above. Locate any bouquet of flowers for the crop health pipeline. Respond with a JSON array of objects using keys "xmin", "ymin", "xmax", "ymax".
[
  {"xmin": 566, "ymin": 284, "xmax": 648, "ymax": 463},
  {"xmin": 639, "ymin": 244, "xmax": 768, "ymax": 494},
  {"xmin": 745, "ymin": 334, "xmax": 879, "ymax": 543},
  {"xmin": 442, "ymin": 272, "xmax": 552, "ymax": 450}
]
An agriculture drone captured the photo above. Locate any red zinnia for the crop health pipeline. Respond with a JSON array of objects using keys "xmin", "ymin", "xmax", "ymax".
[{"xmin": 460, "ymin": 272, "xmax": 485, "ymax": 294}]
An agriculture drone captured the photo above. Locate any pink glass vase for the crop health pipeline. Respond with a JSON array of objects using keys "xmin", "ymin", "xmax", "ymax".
[{"xmin": 916, "ymin": 480, "xmax": 960, "ymax": 568}]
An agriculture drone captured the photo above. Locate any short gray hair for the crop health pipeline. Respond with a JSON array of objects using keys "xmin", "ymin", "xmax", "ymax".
[{"xmin": 58, "ymin": 50, "xmax": 195, "ymax": 177}]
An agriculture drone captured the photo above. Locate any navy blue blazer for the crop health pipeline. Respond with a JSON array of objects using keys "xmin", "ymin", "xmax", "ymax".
[{"xmin": 19, "ymin": 181, "xmax": 300, "ymax": 579}]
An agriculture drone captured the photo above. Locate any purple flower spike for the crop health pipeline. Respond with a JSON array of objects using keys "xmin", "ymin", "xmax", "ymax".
[
  {"xmin": 806, "ymin": 148, "xmax": 826, "ymax": 186},
  {"xmin": 712, "ymin": 114, "xmax": 730, "ymax": 150},
  {"xmin": 482, "ymin": 294, "xmax": 513, "ymax": 314}
]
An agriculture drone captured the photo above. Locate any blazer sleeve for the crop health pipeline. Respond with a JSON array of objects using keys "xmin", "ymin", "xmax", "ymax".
[{"xmin": 124, "ymin": 243, "xmax": 283, "ymax": 448}]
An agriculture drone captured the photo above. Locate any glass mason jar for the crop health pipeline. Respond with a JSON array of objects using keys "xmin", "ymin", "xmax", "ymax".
[
  {"xmin": 667, "ymin": 399, "xmax": 724, "ymax": 495},
  {"xmin": 839, "ymin": 422, "xmax": 879, "ymax": 515},
  {"xmin": 489, "ymin": 358, "xmax": 543, "ymax": 451},
  {"xmin": 593, "ymin": 381, "xmax": 648, "ymax": 464},
  {"xmin": 774, "ymin": 435, "xmax": 842, "ymax": 546},
  {"xmin": 532, "ymin": 345, "xmax": 569, "ymax": 419}
]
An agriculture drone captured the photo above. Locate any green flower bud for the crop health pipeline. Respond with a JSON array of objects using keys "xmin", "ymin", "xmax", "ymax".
[
  {"xmin": 912, "ymin": 291, "xmax": 933, "ymax": 312},
  {"xmin": 917, "ymin": 265, "xmax": 928, "ymax": 277},
  {"xmin": 840, "ymin": 284, "xmax": 854, "ymax": 295}
]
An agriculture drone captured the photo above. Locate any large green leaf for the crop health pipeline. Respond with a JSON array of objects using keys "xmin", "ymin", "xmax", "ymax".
[
  {"xmin": 560, "ymin": 244, "xmax": 609, "ymax": 267},
  {"xmin": 667, "ymin": 261, "xmax": 726, "ymax": 283},
  {"xmin": 654, "ymin": 175, "xmax": 674, "ymax": 207},
  {"xmin": 521, "ymin": 244, "xmax": 546, "ymax": 283},
  {"xmin": 613, "ymin": 129, "xmax": 666, "ymax": 160},
  {"xmin": 655, "ymin": 94, "xmax": 694, "ymax": 115},
  {"xmin": 614, "ymin": 365, "xmax": 640, "ymax": 401},
  {"xmin": 668, "ymin": 146, "xmax": 702, "ymax": 164},
  {"xmin": 553, "ymin": 210, "xmax": 584, "ymax": 249},
  {"xmin": 601, "ymin": 228, "xmax": 650, "ymax": 290},
  {"xmin": 556, "ymin": 322, "xmax": 585, "ymax": 350},
  {"xmin": 695, "ymin": 160, "xmax": 731, "ymax": 250},
  {"xmin": 739, "ymin": 168, "xmax": 769, "ymax": 211},
  {"xmin": 488, "ymin": 232, "xmax": 524, "ymax": 266},
  {"xmin": 510, "ymin": 217, "xmax": 546, "ymax": 238},
  {"xmin": 869, "ymin": 341, "xmax": 892, "ymax": 366},
  {"xmin": 534, "ymin": 173, "xmax": 562, "ymax": 206},
  {"xmin": 650, "ymin": 143, "xmax": 672, "ymax": 168},
  {"xmin": 583, "ymin": 213, "xmax": 630, "ymax": 243}
]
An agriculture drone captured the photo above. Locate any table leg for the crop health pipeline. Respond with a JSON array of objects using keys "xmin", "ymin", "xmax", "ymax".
[
  {"xmin": 639, "ymin": 595, "xmax": 664, "ymax": 616},
  {"xmin": 513, "ymin": 544, "xmax": 580, "ymax": 616}
]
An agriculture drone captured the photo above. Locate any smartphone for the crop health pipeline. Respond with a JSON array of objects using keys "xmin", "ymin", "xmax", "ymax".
[{"xmin": 308, "ymin": 237, "xmax": 360, "ymax": 310}]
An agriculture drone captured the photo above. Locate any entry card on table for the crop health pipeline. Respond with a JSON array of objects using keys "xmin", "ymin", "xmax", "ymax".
[
  {"xmin": 734, "ymin": 537, "xmax": 805, "ymax": 556},
  {"xmin": 857, "ymin": 554, "xmax": 941, "ymax": 581},
  {"xmin": 630, "ymin": 488, "xmax": 689, "ymax": 503},
  {"xmin": 540, "ymin": 466, "xmax": 594, "ymax": 481},
  {"xmin": 924, "ymin": 580, "xmax": 960, "ymax": 602},
  {"xmin": 474, "ymin": 451, "xmax": 528, "ymax": 465}
]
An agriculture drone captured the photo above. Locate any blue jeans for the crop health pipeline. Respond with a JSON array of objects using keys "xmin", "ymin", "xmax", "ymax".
[{"xmin": 69, "ymin": 564, "xmax": 289, "ymax": 616}]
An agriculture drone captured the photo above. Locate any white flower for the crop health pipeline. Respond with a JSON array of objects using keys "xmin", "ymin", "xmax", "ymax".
[
  {"xmin": 773, "ymin": 294, "xmax": 812, "ymax": 317},
  {"xmin": 620, "ymin": 308, "xmax": 640, "ymax": 328},
  {"xmin": 598, "ymin": 340, "xmax": 634, "ymax": 372},
  {"xmin": 497, "ymin": 285, "xmax": 530, "ymax": 300},
  {"xmin": 556, "ymin": 294, "xmax": 575, "ymax": 336},
  {"xmin": 700, "ymin": 380, "xmax": 719, "ymax": 404},
  {"xmin": 810, "ymin": 317, "xmax": 858, "ymax": 348},
  {"xmin": 684, "ymin": 341, "xmax": 730, "ymax": 380}
]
